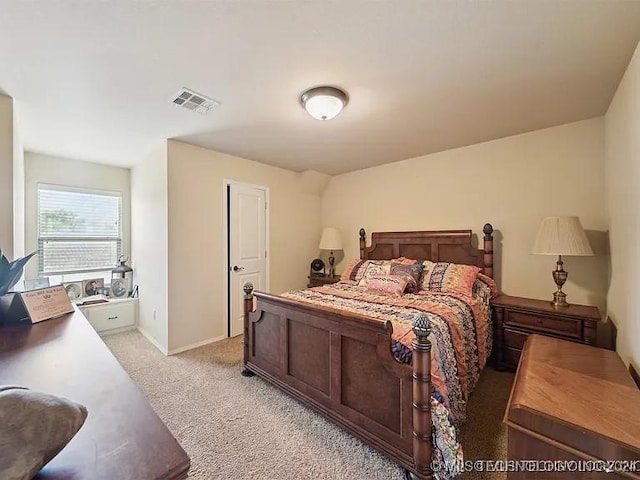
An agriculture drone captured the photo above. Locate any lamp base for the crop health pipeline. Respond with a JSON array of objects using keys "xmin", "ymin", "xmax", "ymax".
[
  {"xmin": 328, "ymin": 251, "xmax": 335, "ymax": 277},
  {"xmin": 550, "ymin": 255, "xmax": 569, "ymax": 308},
  {"xmin": 551, "ymin": 290, "xmax": 569, "ymax": 308}
]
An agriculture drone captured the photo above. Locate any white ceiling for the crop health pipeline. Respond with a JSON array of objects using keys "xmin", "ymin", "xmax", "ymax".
[{"xmin": 1, "ymin": 1, "xmax": 640, "ymax": 175}]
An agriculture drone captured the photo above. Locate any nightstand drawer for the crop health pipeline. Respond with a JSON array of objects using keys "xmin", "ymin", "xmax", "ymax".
[
  {"xmin": 505, "ymin": 311, "xmax": 581, "ymax": 338},
  {"xmin": 86, "ymin": 302, "xmax": 136, "ymax": 332},
  {"xmin": 504, "ymin": 328, "xmax": 528, "ymax": 349}
]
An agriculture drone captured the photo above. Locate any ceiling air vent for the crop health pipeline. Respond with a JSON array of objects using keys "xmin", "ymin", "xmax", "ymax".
[{"xmin": 169, "ymin": 87, "xmax": 220, "ymax": 114}]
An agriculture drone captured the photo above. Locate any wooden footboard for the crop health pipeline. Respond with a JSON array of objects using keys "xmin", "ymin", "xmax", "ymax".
[{"xmin": 242, "ymin": 284, "xmax": 433, "ymax": 479}]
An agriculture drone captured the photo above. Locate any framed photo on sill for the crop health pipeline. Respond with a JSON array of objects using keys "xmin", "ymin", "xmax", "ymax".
[
  {"xmin": 62, "ymin": 282, "xmax": 83, "ymax": 301},
  {"xmin": 110, "ymin": 278, "xmax": 131, "ymax": 299},
  {"xmin": 83, "ymin": 278, "xmax": 104, "ymax": 297}
]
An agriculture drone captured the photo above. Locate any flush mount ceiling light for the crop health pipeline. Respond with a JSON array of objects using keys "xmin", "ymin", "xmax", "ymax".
[{"xmin": 300, "ymin": 86, "xmax": 349, "ymax": 121}]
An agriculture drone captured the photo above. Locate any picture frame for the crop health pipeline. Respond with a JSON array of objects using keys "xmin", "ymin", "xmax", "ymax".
[
  {"xmin": 62, "ymin": 282, "xmax": 83, "ymax": 301},
  {"xmin": 110, "ymin": 278, "xmax": 131, "ymax": 299},
  {"xmin": 24, "ymin": 277, "xmax": 51, "ymax": 291},
  {"xmin": 82, "ymin": 278, "xmax": 105, "ymax": 297},
  {"xmin": 20, "ymin": 285, "xmax": 74, "ymax": 324}
]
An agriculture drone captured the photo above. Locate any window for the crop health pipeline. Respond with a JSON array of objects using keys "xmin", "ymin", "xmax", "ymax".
[{"xmin": 38, "ymin": 184, "xmax": 122, "ymax": 278}]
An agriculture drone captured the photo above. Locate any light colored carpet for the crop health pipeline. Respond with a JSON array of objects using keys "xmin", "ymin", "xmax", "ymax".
[{"xmin": 103, "ymin": 330, "xmax": 513, "ymax": 480}]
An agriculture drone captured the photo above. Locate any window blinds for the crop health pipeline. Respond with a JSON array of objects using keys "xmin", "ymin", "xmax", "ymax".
[{"xmin": 38, "ymin": 185, "xmax": 122, "ymax": 275}]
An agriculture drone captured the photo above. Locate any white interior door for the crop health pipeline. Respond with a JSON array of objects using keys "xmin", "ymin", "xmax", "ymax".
[{"xmin": 229, "ymin": 183, "xmax": 267, "ymax": 337}]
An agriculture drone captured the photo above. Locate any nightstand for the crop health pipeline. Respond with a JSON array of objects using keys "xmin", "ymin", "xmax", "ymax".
[
  {"xmin": 491, "ymin": 295, "xmax": 601, "ymax": 371},
  {"xmin": 307, "ymin": 275, "xmax": 341, "ymax": 288}
]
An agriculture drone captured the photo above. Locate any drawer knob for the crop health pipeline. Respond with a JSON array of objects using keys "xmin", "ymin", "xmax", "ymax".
[
  {"xmin": 537, "ymin": 319, "xmax": 543, "ymax": 324},
  {"xmin": 108, "ymin": 316, "xmax": 118, "ymax": 320}
]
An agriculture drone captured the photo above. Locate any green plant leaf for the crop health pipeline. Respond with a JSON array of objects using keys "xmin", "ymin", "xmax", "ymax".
[
  {"xmin": 0, "ymin": 249, "xmax": 10, "ymax": 280},
  {"xmin": 0, "ymin": 251, "xmax": 38, "ymax": 296}
]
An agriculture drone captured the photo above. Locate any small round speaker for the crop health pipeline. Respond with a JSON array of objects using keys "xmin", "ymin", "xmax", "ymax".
[{"xmin": 310, "ymin": 258, "xmax": 325, "ymax": 274}]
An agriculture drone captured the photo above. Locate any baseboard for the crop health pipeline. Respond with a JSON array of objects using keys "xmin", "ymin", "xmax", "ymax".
[
  {"xmin": 99, "ymin": 325, "xmax": 137, "ymax": 337},
  {"xmin": 168, "ymin": 335, "xmax": 226, "ymax": 355},
  {"xmin": 137, "ymin": 326, "xmax": 169, "ymax": 355}
]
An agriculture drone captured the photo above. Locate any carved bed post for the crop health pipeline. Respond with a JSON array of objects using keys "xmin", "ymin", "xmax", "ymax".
[
  {"xmin": 359, "ymin": 228, "xmax": 366, "ymax": 259},
  {"xmin": 482, "ymin": 223, "xmax": 494, "ymax": 279},
  {"xmin": 411, "ymin": 313, "xmax": 433, "ymax": 479},
  {"xmin": 241, "ymin": 282, "xmax": 255, "ymax": 377}
]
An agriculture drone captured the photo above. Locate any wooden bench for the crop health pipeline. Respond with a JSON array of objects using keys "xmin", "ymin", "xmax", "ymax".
[
  {"xmin": 504, "ymin": 334, "xmax": 640, "ymax": 479},
  {"xmin": 0, "ymin": 309, "xmax": 190, "ymax": 480}
]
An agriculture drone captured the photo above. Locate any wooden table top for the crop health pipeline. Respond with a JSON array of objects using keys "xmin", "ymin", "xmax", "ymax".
[
  {"xmin": 0, "ymin": 310, "xmax": 190, "ymax": 480},
  {"xmin": 506, "ymin": 334, "xmax": 640, "ymax": 452},
  {"xmin": 492, "ymin": 294, "xmax": 601, "ymax": 320}
]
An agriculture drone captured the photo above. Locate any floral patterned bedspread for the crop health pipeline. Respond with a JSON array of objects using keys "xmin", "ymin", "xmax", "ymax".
[{"xmin": 282, "ymin": 279, "xmax": 494, "ymax": 479}]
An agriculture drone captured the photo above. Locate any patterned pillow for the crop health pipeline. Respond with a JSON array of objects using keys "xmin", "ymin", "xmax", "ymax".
[
  {"xmin": 391, "ymin": 257, "xmax": 420, "ymax": 265},
  {"xmin": 340, "ymin": 259, "xmax": 370, "ymax": 285},
  {"xmin": 419, "ymin": 260, "xmax": 481, "ymax": 297},
  {"xmin": 390, "ymin": 262, "xmax": 424, "ymax": 293},
  {"xmin": 362, "ymin": 274, "xmax": 408, "ymax": 297},
  {"xmin": 357, "ymin": 261, "xmax": 392, "ymax": 286}
]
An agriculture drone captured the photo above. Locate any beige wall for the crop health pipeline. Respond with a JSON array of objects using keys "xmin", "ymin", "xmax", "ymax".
[
  {"xmin": 0, "ymin": 95, "xmax": 14, "ymax": 259},
  {"xmin": 24, "ymin": 152, "xmax": 131, "ymax": 280},
  {"xmin": 605, "ymin": 40, "xmax": 640, "ymax": 369},
  {"xmin": 13, "ymin": 101, "xmax": 24, "ymax": 258},
  {"xmin": 131, "ymin": 144, "xmax": 169, "ymax": 352},
  {"xmin": 322, "ymin": 118, "xmax": 608, "ymax": 309},
  {"xmin": 166, "ymin": 140, "xmax": 322, "ymax": 352}
]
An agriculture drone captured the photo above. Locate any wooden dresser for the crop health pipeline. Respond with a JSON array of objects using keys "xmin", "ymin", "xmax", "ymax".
[
  {"xmin": 505, "ymin": 335, "xmax": 640, "ymax": 479},
  {"xmin": 0, "ymin": 309, "xmax": 190, "ymax": 480},
  {"xmin": 492, "ymin": 295, "xmax": 601, "ymax": 371}
]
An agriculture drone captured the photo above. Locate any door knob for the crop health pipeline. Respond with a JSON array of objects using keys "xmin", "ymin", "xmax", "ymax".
[{"xmin": 233, "ymin": 265, "xmax": 245, "ymax": 272}]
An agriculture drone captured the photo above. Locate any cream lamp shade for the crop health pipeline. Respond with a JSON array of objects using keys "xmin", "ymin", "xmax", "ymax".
[
  {"xmin": 532, "ymin": 216, "xmax": 593, "ymax": 256},
  {"xmin": 319, "ymin": 227, "xmax": 343, "ymax": 251},
  {"xmin": 532, "ymin": 216, "xmax": 593, "ymax": 308},
  {"xmin": 319, "ymin": 227, "xmax": 342, "ymax": 277}
]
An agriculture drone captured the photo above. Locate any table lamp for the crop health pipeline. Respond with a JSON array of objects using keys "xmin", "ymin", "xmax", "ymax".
[
  {"xmin": 532, "ymin": 216, "xmax": 593, "ymax": 308},
  {"xmin": 319, "ymin": 227, "xmax": 343, "ymax": 277}
]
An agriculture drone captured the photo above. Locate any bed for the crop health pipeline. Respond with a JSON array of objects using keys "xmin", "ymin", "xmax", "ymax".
[{"xmin": 241, "ymin": 224, "xmax": 495, "ymax": 480}]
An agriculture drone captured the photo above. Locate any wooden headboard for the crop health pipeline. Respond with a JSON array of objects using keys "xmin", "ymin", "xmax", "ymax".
[{"xmin": 359, "ymin": 223, "xmax": 494, "ymax": 278}]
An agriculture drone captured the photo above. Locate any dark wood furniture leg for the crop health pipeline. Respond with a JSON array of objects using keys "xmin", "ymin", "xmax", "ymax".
[
  {"xmin": 411, "ymin": 313, "xmax": 433, "ymax": 478},
  {"xmin": 482, "ymin": 223, "xmax": 494, "ymax": 279},
  {"xmin": 241, "ymin": 282, "xmax": 255, "ymax": 377},
  {"xmin": 493, "ymin": 306, "xmax": 506, "ymax": 371}
]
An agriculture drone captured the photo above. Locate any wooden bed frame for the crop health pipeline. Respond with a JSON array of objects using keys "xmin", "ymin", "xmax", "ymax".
[{"xmin": 242, "ymin": 224, "xmax": 495, "ymax": 479}]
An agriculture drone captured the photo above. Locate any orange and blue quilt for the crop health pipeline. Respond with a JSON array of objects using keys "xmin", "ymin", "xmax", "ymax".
[{"xmin": 282, "ymin": 278, "xmax": 495, "ymax": 479}]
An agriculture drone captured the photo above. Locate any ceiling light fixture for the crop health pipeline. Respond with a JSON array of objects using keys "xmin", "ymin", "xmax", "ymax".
[{"xmin": 300, "ymin": 86, "xmax": 349, "ymax": 121}]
